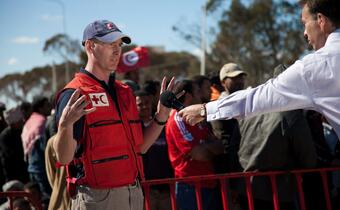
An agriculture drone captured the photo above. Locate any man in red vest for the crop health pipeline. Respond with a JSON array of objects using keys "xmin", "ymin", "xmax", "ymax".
[{"xmin": 53, "ymin": 20, "xmax": 175, "ymax": 210}]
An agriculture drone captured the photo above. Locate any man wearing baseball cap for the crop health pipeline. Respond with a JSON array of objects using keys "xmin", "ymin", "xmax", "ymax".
[
  {"xmin": 211, "ymin": 63, "xmax": 247, "ymax": 175},
  {"xmin": 54, "ymin": 20, "xmax": 175, "ymax": 210},
  {"xmin": 219, "ymin": 63, "xmax": 247, "ymax": 97}
]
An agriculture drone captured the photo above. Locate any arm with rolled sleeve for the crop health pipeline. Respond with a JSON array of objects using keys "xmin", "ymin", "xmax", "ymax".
[{"xmin": 206, "ymin": 61, "xmax": 314, "ymax": 122}]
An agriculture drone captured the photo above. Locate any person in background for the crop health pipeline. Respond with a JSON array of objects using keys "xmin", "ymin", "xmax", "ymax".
[
  {"xmin": 236, "ymin": 64, "xmax": 317, "ymax": 210},
  {"xmin": 19, "ymin": 102, "xmax": 32, "ymax": 123},
  {"xmin": 210, "ymin": 63, "xmax": 246, "ymax": 174},
  {"xmin": 0, "ymin": 103, "xmax": 7, "ymax": 133},
  {"xmin": 142, "ymin": 80, "xmax": 161, "ymax": 114},
  {"xmin": 207, "ymin": 72, "xmax": 224, "ymax": 101},
  {"xmin": 45, "ymin": 135, "xmax": 70, "ymax": 210},
  {"xmin": 12, "ymin": 199, "xmax": 31, "ymax": 210},
  {"xmin": 135, "ymin": 90, "xmax": 173, "ymax": 210},
  {"xmin": 165, "ymin": 79, "xmax": 223, "ymax": 210},
  {"xmin": 0, "ymin": 180, "xmax": 24, "ymax": 210},
  {"xmin": 192, "ymin": 75, "xmax": 212, "ymax": 103},
  {"xmin": 23, "ymin": 182, "xmax": 49, "ymax": 210},
  {"xmin": 0, "ymin": 107, "xmax": 29, "ymax": 185},
  {"xmin": 21, "ymin": 96, "xmax": 52, "ymax": 197}
]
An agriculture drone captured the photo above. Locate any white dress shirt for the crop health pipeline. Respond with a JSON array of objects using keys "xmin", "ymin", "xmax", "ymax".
[{"xmin": 206, "ymin": 29, "xmax": 340, "ymax": 138}]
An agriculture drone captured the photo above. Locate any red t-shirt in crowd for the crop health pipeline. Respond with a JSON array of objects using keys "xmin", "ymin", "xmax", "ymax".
[{"xmin": 165, "ymin": 111, "xmax": 216, "ymax": 187}]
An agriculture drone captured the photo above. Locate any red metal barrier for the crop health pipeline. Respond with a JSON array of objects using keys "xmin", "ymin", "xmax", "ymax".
[
  {"xmin": 142, "ymin": 166, "xmax": 340, "ymax": 210},
  {"xmin": 0, "ymin": 191, "xmax": 43, "ymax": 210}
]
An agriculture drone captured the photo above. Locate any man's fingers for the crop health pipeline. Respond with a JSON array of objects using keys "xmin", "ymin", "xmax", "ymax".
[
  {"xmin": 176, "ymin": 90, "xmax": 185, "ymax": 99},
  {"xmin": 166, "ymin": 77, "xmax": 176, "ymax": 91},
  {"xmin": 72, "ymin": 95, "xmax": 87, "ymax": 109},
  {"xmin": 178, "ymin": 109, "xmax": 184, "ymax": 117},
  {"xmin": 84, "ymin": 107, "xmax": 96, "ymax": 115},
  {"xmin": 67, "ymin": 89, "xmax": 81, "ymax": 106},
  {"xmin": 160, "ymin": 76, "xmax": 167, "ymax": 93}
]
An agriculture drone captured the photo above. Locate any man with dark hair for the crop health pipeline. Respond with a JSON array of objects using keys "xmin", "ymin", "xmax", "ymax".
[
  {"xmin": 0, "ymin": 103, "xmax": 7, "ymax": 133},
  {"xmin": 21, "ymin": 96, "xmax": 52, "ymax": 197},
  {"xmin": 192, "ymin": 75, "xmax": 212, "ymax": 103},
  {"xmin": 179, "ymin": 0, "xmax": 340, "ymax": 139},
  {"xmin": 142, "ymin": 80, "xmax": 161, "ymax": 114},
  {"xmin": 0, "ymin": 107, "xmax": 29, "ymax": 185},
  {"xmin": 134, "ymin": 89, "xmax": 173, "ymax": 210},
  {"xmin": 165, "ymin": 79, "xmax": 223, "ymax": 210}
]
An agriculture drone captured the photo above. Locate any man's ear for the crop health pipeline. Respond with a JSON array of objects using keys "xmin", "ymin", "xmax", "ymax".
[
  {"xmin": 317, "ymin": 13, "xmax": 336, "ymax": 33},
  {"xmin": 317, "ymin": 13, "xmax": 326, "ymax": 28},
  {"xmin": 84, "ymin": 40, "xmax": 94, "ymax": 52}
]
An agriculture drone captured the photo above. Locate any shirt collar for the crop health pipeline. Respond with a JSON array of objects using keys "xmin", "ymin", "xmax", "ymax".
[
  {"xmin": 324, "ymin": 28, "xmax": 340, "ymax": 47},
  {"xmin": 80, "ymin": 68, "xmax": 115, "ymax": 87}
]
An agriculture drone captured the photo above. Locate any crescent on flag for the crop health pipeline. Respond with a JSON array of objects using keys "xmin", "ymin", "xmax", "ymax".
[{"xmin": 116, "ymin": 47, "xmax": 150, "ymax": 73}]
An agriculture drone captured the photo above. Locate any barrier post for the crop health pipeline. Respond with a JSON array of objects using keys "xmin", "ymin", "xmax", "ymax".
[
  {"xmin": 320, "ymin": 171, "xmax": 332, "ymax": 210},
  {"xmin": 219, "ymin": 178, "xmax": 229, "ymax": 210},
  {"xmin": 170, "ymin": 183, "xmax": 177, "ymax": 210},
  {"xmin": 195, "ymin": 181, "xmax": 203, "ymax": 210},
  {"xmin": 245, "ymin": 176, "xmax": 254, "ymax": 210},
  {"xmin": 143, "ymin": 183, "xmax": 151, "ymax": 210},
  {"xmin": 295, "ymin": 172, "xmax": 306, "ymax": 210},
  {"xmin": 270, "ymin": 174, "xmax": 280, "ymax": 210}
]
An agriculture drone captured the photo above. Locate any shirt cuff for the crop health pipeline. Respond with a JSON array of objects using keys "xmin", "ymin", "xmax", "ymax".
[{"xmin": 206, "ymin": 100, "xmax": 221, "ymax": 122}]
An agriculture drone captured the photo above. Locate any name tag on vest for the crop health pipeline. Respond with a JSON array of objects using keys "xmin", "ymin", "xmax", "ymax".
[{"xmin": 89, "ymin": 93, "xmax": 109, "ymax": 107}]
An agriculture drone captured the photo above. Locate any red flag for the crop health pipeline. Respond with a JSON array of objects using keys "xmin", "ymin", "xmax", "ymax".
[{"xmin": 116, "ymin": 47, "xmax": 150, "ymax": 73}]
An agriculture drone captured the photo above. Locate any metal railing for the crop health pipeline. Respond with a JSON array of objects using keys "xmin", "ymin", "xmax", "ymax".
[
  {"xmin": 142, "ymin": 166, "xmax": 340, "ymax": 210},
  {"xmin": 0, "ymin": 191, "xmax": 43, "ymax": 210}
]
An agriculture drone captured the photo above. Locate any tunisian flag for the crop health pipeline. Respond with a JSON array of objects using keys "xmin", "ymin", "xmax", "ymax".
[{"xmin": 116, "ymin": 47, "xmax": 150, "ymax": 73}]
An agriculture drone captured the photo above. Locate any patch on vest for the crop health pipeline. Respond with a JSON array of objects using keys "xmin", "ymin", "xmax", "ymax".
[{"xmin": 89, "ymin": 93, "xmax": 109, "ymax": 107}]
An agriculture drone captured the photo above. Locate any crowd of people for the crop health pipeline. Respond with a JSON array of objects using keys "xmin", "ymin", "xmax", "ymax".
[{"xmin": 0, "ymin": 0, "xmax": 340, "ymax": 210}]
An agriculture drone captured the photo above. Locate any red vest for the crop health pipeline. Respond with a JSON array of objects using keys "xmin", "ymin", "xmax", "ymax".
[{"xmin": 63, "ymin": 72, "xmax": 144, "ymax": 190}]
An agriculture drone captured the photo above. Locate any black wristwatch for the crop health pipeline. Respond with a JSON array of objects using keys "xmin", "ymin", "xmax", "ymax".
[{"xmin": 154, "ymin": 116, "xmax": 167, "ymax": 126}]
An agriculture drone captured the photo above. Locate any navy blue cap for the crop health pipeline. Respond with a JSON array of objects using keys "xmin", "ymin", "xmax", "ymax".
[{"xmin": 82, "ymin": 20, "xmax": 131, "ymax": 46}]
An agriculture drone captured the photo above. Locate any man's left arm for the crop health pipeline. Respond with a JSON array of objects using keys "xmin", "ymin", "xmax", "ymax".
[{"xmin": 140, "ymin": 77, "xmax": 175, "ymax": 153}]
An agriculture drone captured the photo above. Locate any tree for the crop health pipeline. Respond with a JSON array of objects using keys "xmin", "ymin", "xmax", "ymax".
[
  {"xmin": 43, "ymin": 33, "xmax": 82, "ymax": 84},
  {"xmin": 0, "ymin": 63, "xmax": 81, "ymax": 107},
  {"xmin": 175, "ymin": 0, "xmax": 306, "ymax": 85},
  {"xmin": 43, "ymin": 33, "xmax": 81, "ymax": 62}
]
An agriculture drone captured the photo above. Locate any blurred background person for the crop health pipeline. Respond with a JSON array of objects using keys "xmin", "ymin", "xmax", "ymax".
[
  {"xmin": 0, "ymin": 107, "xmax": 29, "ymax": 185},
  {"xmin": 21, "ymin": 96, "xmax": 52, "ymax": 197},
  {"xmin": 192, "ymin": 75, "xmax": 212, "ymax": 103},
  {"xmin": 135, "ymin": 90, "xmax": 173, "ymax": 210},
  {"xmin": 165, "ymin": 79, "xmax": 223, "ymax": 210},
  {"xmin": 236, "ymin": 64, "xmax": 317, "ymax": 210},
  {"xmin": 142, "ymin": 80, "xmax": 161, "ymax": 115},
  {"xmin": 210, "ymin": 63, "xmax": 247, "ymax": 175},
  {"xmin": 23, "ymin": 182, "xmax": 49, "ymax": 210},
  {"xmin": 0, "ymin": 103, "xmax": 7, "ymax": 133},
  {"xmin": 45, "ymin": 135, "xmax": 70, "ymax": 210},
  {"xmin": 0, "ymin": 180, "xmax": 24, "ymax": 210},
  {"xmin": 207, "ymin": 72, "xmax": 224, "ymax": 102}
]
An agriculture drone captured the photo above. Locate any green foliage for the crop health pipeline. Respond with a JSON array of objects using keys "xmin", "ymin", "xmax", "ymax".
[
  {"xmin": 43, "ymin": 33, "xmax": 82, "ymax": 62},
  {"xmin": 207, "ymin": 0, "xmax": 306, "ymax": 85},
  {"xmin": 0, "ymin": 62, "xmax": 81, "ymax": 106}
]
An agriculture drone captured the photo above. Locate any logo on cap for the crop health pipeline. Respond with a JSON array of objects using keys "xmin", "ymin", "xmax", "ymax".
[{"xmin": 106, "ymin": 23, "xmax": 114, "ymax": 30}]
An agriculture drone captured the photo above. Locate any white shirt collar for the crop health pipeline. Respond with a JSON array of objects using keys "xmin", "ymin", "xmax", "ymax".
[{"xmin": 324, "ymin": 28, "xmax": 340, "ymax": 47}]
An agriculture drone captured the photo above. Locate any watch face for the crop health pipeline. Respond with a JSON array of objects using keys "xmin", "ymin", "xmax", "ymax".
[{"xmin": 200, "ymin": 107, "xmax": 206, "ymax": 117}]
